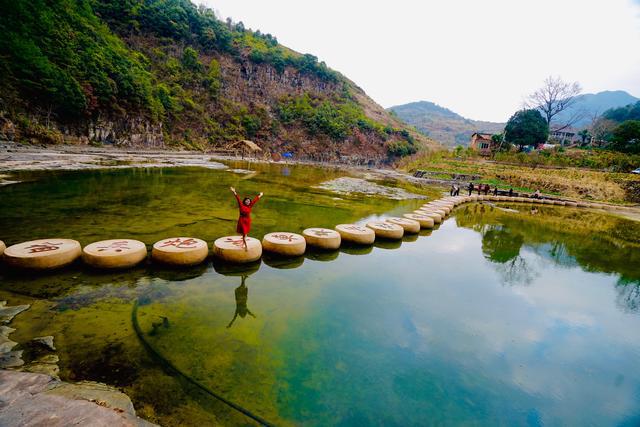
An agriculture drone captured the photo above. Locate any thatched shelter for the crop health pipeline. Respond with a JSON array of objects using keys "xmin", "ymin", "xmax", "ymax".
[{"xmin": 228, "ymin": 140, "xmax": 262, "ymax": 159}]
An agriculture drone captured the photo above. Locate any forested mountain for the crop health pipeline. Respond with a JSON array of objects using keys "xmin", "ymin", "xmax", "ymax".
[
  {"xmin": 388, "ymin": 101, "xmax": 504, "ymax": 147},
  {"xmin": 0, "ymin": 0, "xmax": 432, "ymax": 161}
]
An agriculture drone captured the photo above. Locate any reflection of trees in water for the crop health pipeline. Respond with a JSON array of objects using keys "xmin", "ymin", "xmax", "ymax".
[
  {"xmin": 615, "ymin": 278, "xmax": 640, "ymax": 313},
  {"xmin": 481, "ymin": 224, "xmax": 539, "ymax": 286},
  {"xmin": 482, "ymin": 225, "xmax": 524, "ymax": 263},
  {"xmin": 459, "ymin": 204, "xmax": 640, "ymax": 291},
  {"xmin": 493, "ymin": 255, "xmax": 539, "ymax": 286},
  {"xmin": 529, "ymin": 242, "xmax": 579, "ymax": 269}
]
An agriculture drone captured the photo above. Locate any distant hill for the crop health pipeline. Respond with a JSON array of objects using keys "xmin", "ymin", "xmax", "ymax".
[
  {"xmin": 555, "ymin": 90, "xmax": 639, "ymax": 129},
  {"xmin": 389, "ymin": 91, "xmax": 640, "ymax": 146},
  {"xmin": 388, "ymin": 101, "xmax": 504, "ymax": 147}
]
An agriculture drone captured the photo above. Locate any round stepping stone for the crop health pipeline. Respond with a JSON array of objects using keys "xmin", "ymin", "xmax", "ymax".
[
  {"xmin": 426, "ymin": 204, "xmax": 451, "ymax": 214},
  {"xmin": 386, "ymin": 217, "xmax": 420, "ymax": 234},
  {"xmin": 576, "ymin": 201, "xmax": 589, "ymax": 208},
  {"xmin": 262, "ymin": 232, "xmax": 306, "ymax": 257},
  {"xmin": 430, "ymin": 200, "xmax": 454, "ymax": 207},
  {"xmin": 213, "ymin": 236, "xmax": 262, "ymax": 263},
  {"xmin": 82, "ymin": 239, "xmax": 147, "ymax": 269},
  {"xmin": 401, "ymin": 214, "xmax": 435, "ymax": 229},
  {"xmin": 542, "ymin": 199, "xmax": 554, "ymax": 205},
  {"xmin": 417, "ymin": 208, "xmax": 446, "ymax": 220},
  {"xmin": 302, "ymin": 228, "xmax": 341, "ymax": 250},
  {"xmin": 335, "ymin": 224, "xmax": 375, "ymax": 245},
  {"xmin": 553, "ymin": 200, "xmax": 566, "ymax": 206},
  {"xmin": 3, "ymin": 239, "xmax": 81, "ymax": 270},
  {"xmin": 0, "ymin": 240, "xmax": 5, "ymax": 257},
  {"xmin": 414, "ymin": 210, "xmax": 443, "ymax": 223},
  {"xmin": 366, "ymin": 221, "xmax": 404, "ymax": 240},
  {"xmin": 565, "ymin": 201, "xmax": 578, "ymax": 207},
  {"xmin": 152, "ymin": 237, "xmax": 208, "ymax": 266}
]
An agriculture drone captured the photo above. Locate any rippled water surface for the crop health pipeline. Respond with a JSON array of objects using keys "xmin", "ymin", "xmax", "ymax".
[{"xmin": 1, "ymin": 163, "xmax": 640, "ymax": 426}]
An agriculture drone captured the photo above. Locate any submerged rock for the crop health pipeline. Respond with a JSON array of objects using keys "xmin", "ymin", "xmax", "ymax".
[
  {"xmin": 0, "ymin": 370, "xmax": 157, "ymax": 426},
  {"xmin": 0, "ymin": 350, "xmax": 24, "ymax": 368},
  {"xmin": 315, "ymin": 177, "xmax": 426, "ymax": 200},
  {"xmin": 0, "ymin": 326, "xmax": 17, "ymax": 353},
  {"xmin": 32, "ymin": 335, "xmax": 56, "ymax": 351},
  {"xmin": 22, "ymin": 354, "xmax": 60, "ymax": 378},
  {"xmin": 0, "ymin": 301, "xmax": 30, "ymax": 323}
]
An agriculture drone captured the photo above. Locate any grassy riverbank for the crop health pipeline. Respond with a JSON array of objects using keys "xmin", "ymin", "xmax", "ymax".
[{"xmin": 399, "ymin": 150, "xmax": 640, "ymax": 204}]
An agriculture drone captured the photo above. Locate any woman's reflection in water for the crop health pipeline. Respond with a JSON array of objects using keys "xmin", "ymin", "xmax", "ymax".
[{"xmin": 227, "ymin": 275, "xmax": 256, "ymax": 328}]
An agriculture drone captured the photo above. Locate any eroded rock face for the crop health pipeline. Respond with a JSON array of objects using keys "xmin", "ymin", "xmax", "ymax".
[
  {"xmin": 0, "ymin": 370, "xmax": 156, "ymax": 426},
  {"xmin": 86, "ymin": 117, "xmax": 164, "ymax": 148}
]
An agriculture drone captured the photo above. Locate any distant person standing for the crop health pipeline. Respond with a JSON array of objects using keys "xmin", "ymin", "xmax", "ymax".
[
  {"xmin": 483, "ymin": 184, "xmax": 490, "ymax": 195},
  {"xmin": 450, "ymin": 184, "xmax": 456, "ymax": 196},
  {"xmin": 455, "ymin": 185, "xmax": 460, "ymax": 196},
  {"xmin": 509, "ymin": 188, "xmax": 513, "ymax": 197},
  {"xmin": 493, "ymin": 186, "xmax": 498, "ymax": 196},
  {"xmin": 533, "ymin": 189, "xmax": 541, "ymax": 199},
  {"xmin": 468, "ymin": 182, "xmax": 474, "ymax": 196}
]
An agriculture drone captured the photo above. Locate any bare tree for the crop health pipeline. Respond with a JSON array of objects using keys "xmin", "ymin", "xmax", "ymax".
[
  {"xmin": 527, "ymin": 76, "xmax": 583, "ymax": 131},
  {"xmin": 589, "ymin": 117, "xmax": 617, "ymax": 146}
]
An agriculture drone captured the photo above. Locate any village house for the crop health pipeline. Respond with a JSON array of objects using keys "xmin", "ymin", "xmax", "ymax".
[
  {"xmin": 549, "ymin": 130, "xmax": 577, "ymax": 146},
  {"xmin": 469, "ymin": 132, "xmax": 496, "ymax": 155}
]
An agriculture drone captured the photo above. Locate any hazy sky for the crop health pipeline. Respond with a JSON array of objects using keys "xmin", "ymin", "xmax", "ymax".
[{"xmin": 203, "ymin": 0, "xmax": 640, "ymax": 122}]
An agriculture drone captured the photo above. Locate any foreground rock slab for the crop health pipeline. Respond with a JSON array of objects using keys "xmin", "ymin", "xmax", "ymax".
[
  {"xmin": 0, "ymin": 301, "xmax": 30, "ymax": 323},
  {"xmin": 0, "ymin": 370, "xmax": 156, "ymax": 426}
]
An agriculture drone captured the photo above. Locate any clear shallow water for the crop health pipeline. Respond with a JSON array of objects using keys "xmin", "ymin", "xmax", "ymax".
[{"xmin": 1, "ymin": 165, "xmax": 640, "ymax": 426}]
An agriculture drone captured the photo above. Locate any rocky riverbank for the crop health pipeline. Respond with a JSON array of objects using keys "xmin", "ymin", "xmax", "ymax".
[{"xmin": 1, "ymin": 298, "xmax": 155, "ymax": 426}]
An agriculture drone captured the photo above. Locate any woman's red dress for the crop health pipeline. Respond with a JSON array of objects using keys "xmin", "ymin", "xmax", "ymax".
[{"xmin": 235, "ymin": 194, "xmax": 260, "ymax": 235}]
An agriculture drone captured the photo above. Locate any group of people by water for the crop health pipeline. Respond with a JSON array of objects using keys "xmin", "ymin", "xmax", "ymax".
[{"xmin": 451, "ymin": 183, "xmax": 542, "ymax": 199}]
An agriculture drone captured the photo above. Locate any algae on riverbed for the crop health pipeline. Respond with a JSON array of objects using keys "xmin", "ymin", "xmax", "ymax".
[{"xmin": 2, "ymin": 164, "xmax": 640, "ymax": 426}]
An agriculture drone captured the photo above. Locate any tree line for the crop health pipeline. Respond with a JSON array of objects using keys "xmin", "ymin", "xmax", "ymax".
[{"xmin": 499, "ymin": 76, "xmax": 639, "ymax": 154}]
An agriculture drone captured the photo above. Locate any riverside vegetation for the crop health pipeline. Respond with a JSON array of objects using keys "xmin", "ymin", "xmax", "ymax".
[{"xmin": 399, "ymin": 148, "xmax": 640, "ymax": 204}]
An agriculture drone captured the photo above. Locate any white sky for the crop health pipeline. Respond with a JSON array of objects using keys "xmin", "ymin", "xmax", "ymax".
[{"xmin": 202, "ymin": 0, "xmax": 640, "ymax": 122}]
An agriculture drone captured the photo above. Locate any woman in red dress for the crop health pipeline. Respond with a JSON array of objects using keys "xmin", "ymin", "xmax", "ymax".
[{"xmin": 230, "ymin": 187, "xmax": 263, "ymax": 250}]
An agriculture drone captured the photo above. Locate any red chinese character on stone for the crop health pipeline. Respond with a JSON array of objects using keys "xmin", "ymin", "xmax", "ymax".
[
  {"xmin": 225, "ymin": 237, "xmax": 245, "ymax": 247},
  {"xmin": 26, "ymin": 242, "xmax": 62, "ymax": 253},
  {"xmin": 161, "ymin": 238, "xmax": 197, "ymax": 249},
  {"xmin": 312, "ymin": 229, "xmax": 330, "ymax": 236},
  {"xmin": 272, "ymin": 234, "xmax": 299, "ymax": 242},
  {"xmin": 345, "ymin": 226, "xmax": 365, "ymax": 232},
  {"xmin": 97, "ymin": 241, "xmax": 130, "ymax": 253}
]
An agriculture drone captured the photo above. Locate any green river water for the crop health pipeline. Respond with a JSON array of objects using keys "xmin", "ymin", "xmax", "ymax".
[{"xmin": 1, "ymin": 162, "xmax": 640, "ymax": 426}]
